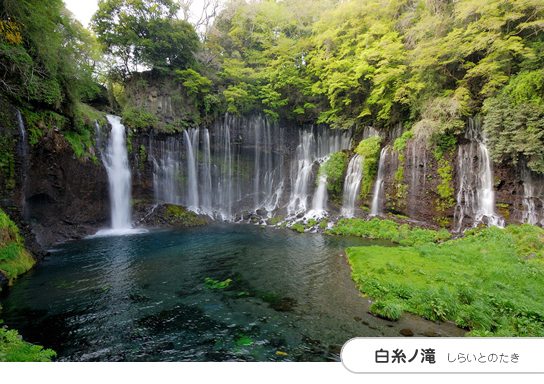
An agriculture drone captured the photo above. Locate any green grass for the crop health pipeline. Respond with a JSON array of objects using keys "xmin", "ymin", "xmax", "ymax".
[
  {"xmin": 347, "ymin": 224, "xmax": 544, "ymax": 336},
  {"xmin": 329, "ymin": 218, "xmax": 450, "ymax": 246}
]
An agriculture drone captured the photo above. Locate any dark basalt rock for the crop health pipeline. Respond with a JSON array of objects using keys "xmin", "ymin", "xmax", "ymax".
[{"xmin": 0, "ymin": 271, "xmax": 9, "ymax": 290}]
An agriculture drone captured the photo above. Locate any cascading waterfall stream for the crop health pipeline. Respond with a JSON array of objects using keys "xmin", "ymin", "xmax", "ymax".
[
  {"xmin": 287, "ymin": 131, "xmax": 315, "ymax": 215},
  {"xmin": 408, "ymin": 139, "xmax": 427, "ymax": 217},
  {"xmin": 16, "ymin": 109, "xmax": 29, "ymax": 220},
  {"xmin": 93, "ymin": 115, "xmax": 141, "ymax": 236},
  {"xmin": 370, "ymin": 147, "xmax": 388, "ymax": 216},
  {"xmin": 16, "ymin": 110, "xmax": 26, "ymax": 158},
  {"xmin": 149, "ymin": 116, "xmax": 351, "ymax": 221},
  {"xmin": 307, "ymin": 154, "xmax": 332, "ymax": 218},
  {"xmin": 287, "ymin": 127, "xmax": 351, "ymax": 216},
  {"xmin": 454, "ymin": 117, "xmax": 504, "ymax": 230},
  {"xmin": 184, "ymin": 128, "xmax": 200, "ymax": 212},
  {"xmin": 521, "ymin": 164, "xmax": 544, "ymax": 225},
  {"xmin": 341, "ymin": 155, "xmax": 364, "ymax": 218}
]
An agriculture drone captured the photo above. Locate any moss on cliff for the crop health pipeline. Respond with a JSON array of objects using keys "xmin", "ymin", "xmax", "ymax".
[
  {"xmin": 0, "ymin": 209, "xmax": 35, "ymax": 284},
  {"xmin": 317, "ymin": 151, "xmax": 348, "ymax": 205},
  {"xmin": 354, "ymin": 136, "xmax": 382, "ymax": 201}
]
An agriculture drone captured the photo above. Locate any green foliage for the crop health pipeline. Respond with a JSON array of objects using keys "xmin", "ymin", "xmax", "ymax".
[
  {"xmin": 330, "ymin": 217, "xmax": 448, "ymax": 246},
  {"xmin": 503, "ymin": 69, "xmax": 544, "ymax": 107},
  {"xmin": 317, "ymin": 151, "xmax": 348, "ymax": 204},
  {"xmin": 0, "ymin": 0, "xmax": 102, "ymax": 112},
  {"xmin": 434, "ymin": 158, "xmax": 455, "ymax": 221},
  {"xmin": 205, "ymin": 0, "xmax": 544, "ymax": 133},
  {"xmin": 0, "ymin": 132, "xmax": 15, "ymax": 190},
  {"xmin": 0, "ymin": 328, "xmax": 56, "ymax": 362},
  {"xmin": 91, "ymin": 0, "xmax": 199, "ymax": 78},
  {"xmin": 174, "ymin": 68, "xmax": 217, "ymax": 123},
  {"xmin": 292, "ymin": 222, "xmax": 305, "ymax": 233},
  {"xmin": 348, "ymin": 224, "xmax": 544, "ymax": 336},
  {"xmin": 0, "ymin": 208, "xmax": 35, "ymax": 283},
  {"xmin": 483, "ymin": 92, "xmax": 544, "ymax": 174},
  {"xmin": 162, "ymin": 204, "xmax": 208, "ymax": 227},
  {"xmin": 122, "ymin": 107, "xmax": 160, "ymax": 131},
  {"xmin": 369, "ymin": 300, "xmax": 403, "ymax": 321},
  {"xmin": 393, "ymin": 131, "xmax": 413, "ymax": 153},
  {"xmin": 354, "ymin": 137, "xmax": 382, "ymax": 200},
  {"xmin": 204, "ymin": 277, "xmax": 232, "ymax": 290}
]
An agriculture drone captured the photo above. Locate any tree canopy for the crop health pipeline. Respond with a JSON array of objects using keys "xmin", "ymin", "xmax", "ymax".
[
  {"xmin": 0, "ymin": 0, "xmax": 102, "ymax": 110},
  {"xmin": 91, "ymin": 0, "xmax": 200, "ymax": 79}
]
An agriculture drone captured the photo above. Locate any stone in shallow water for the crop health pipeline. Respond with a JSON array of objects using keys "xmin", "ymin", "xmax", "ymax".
[
  {"xmin": 423, "ymin": 331, "xmax": 439, "ymax": 337},
  {"xmin": 400, "ymin": 328, "xmax": 413, "ymax": 336},
  {"xmin": 354, "ymin": 316, "xmax": 362, "ymax": 322}
]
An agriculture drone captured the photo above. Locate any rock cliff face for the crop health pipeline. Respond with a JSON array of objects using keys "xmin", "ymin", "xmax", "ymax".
[
  {"xmin": 2, "ymin": 103, "xmax": 544, "ymax": 252},
  {"xmin": 23, "ymin": 129, "xmax": 110, "ymax": 246},
  {"xmin": 124, "ymin": 71, "xmax": 197, "ymax": 126}
]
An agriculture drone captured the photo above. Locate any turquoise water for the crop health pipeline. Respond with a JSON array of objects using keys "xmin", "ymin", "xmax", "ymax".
[{"xmin": 1, "ymin": 224, "xmax": 397, "ymax": 362}]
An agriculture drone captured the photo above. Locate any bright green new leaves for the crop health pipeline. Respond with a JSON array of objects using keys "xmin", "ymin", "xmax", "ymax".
[
  {"xmin": 310, "ymin": 0, "xmax": 407, "ymax": 128},
  {"xmin": 208, "ymin": 0, "xmax": 544, "ymax": 133}
]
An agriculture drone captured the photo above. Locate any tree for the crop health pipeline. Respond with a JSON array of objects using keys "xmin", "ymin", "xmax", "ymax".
[
  {"xmin": 0, "ymin": 0, "xmax": 102, "ymax": 110},
  {"xmin": 91, "ymin": 0, "xmax": 200, "ymax": 79}
]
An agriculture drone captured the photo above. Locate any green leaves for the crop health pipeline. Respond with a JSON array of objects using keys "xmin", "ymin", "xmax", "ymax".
[{"xmin": 91, "ymin": 0, "xmax": 199, "ymax": 76}]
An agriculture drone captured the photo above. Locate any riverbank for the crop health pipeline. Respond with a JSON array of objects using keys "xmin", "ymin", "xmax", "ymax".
[
  {"xmin": 346, "ymin": 224, "xmax": 544, "ymax": 336},
  {"xmin": 0, "ymin": 208, "xmax": 56, "ymax": 361}
]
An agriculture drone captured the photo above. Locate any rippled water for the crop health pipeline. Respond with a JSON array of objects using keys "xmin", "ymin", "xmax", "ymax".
[{"xmin": 1, "ymin": 225, "xmax": 414, "ymax": 361}]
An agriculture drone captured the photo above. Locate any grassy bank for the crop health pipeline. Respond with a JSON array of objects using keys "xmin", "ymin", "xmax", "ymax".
[
  {"xmin": 0, "ymin": 209, "xmax": 56, "ymax": 361},
  {"xmin": 347, "ymin": 224, "xmax": 544, "ymax": 336},
  {"xmin": 328, "ymin": 217, "xmax": 451, "ymax": 246}
]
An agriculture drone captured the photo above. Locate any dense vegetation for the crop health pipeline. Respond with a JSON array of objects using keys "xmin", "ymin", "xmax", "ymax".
[
  {"xmin": 348, "ymin": 224, "xmax": 544, "ymax": 336},
  {"xmin": 2, "ymin": 0, "xmax": 544, "ymax": 168},
  {"xmin": 0, "ymin": 0, "xmax": 106, "ymax": 159},
  {"xmin": 317, "ymin": 151, "xmax": 349, "ymax": 204}
]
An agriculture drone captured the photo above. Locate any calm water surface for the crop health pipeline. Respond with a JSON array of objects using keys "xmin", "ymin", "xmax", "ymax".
[{"xmin": 2, "ymin": 224, "xmax": 401, "ymax": 361}]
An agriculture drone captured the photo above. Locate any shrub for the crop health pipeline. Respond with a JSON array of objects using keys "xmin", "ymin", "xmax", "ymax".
[
  {"xmin": 370, "ymin": 300, "xmax": 403, "ymax": 321},
  {"xmin": 354, "ymin": 137, "xmax": 382, "ymax": 199}
]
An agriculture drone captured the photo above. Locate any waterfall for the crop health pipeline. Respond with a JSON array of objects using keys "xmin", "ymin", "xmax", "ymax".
[
  {"xmin": 149, "ymin": 115, "xmax": 351, "ymax": 220},
  {"xmin": 16, "ymin": 110, "xmax": 27, "ymax": 158},
  {"xmin": 200, "ymin": 129, "xmax": 213, "ymax": 215},
  {"xmin": 521, "ymin": 164, "xmax": 543, "ymax": 225},
  {"xmin": 370, "ymin": 146, "xmax": 388, "ymax": 216},
  {"xmin": 454, "ymin": 117, "xmax": 504, "ymax": 230},
  {"xmin": 308, "ymin": 153, "xmax": 332, "ymax": 218},
  {"xmin": 287, "ymin": 126, "xmax": 351, "ymax": 216},
  {"xmin": 184, "ymin": 129, "xmax": 200, "ymax": 212},
  {"xmin": 341, "ymin": 155, "xmax": 363, "ymax": 218},
  {"xmin": 408, "ymin": 139, "xmax": 427, "ymax": 217},
  {"xmin": 102, "ymin": 115, "xmax": 133, "ymax": 230},
  {"xmin": 216, "ymin": 120, "xmax": 234, "ymax": 220},
  {"xmin": 151, "ymin": 137, "xmax": 184, "ymax": 206},
  {"xmin": 253, "ymin": 117, "xmax": 285, "ymax": 214},
  {"xmin": 16, "ymin": 110, "xmax": 29, "ymax": 220},
  {"xmin": 287, "ymin": 131, "xmax": 315, "ymax": 215},
  {"xmin": 311, "ymin": 175, "xmax": 328, "ymax": 212}
]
